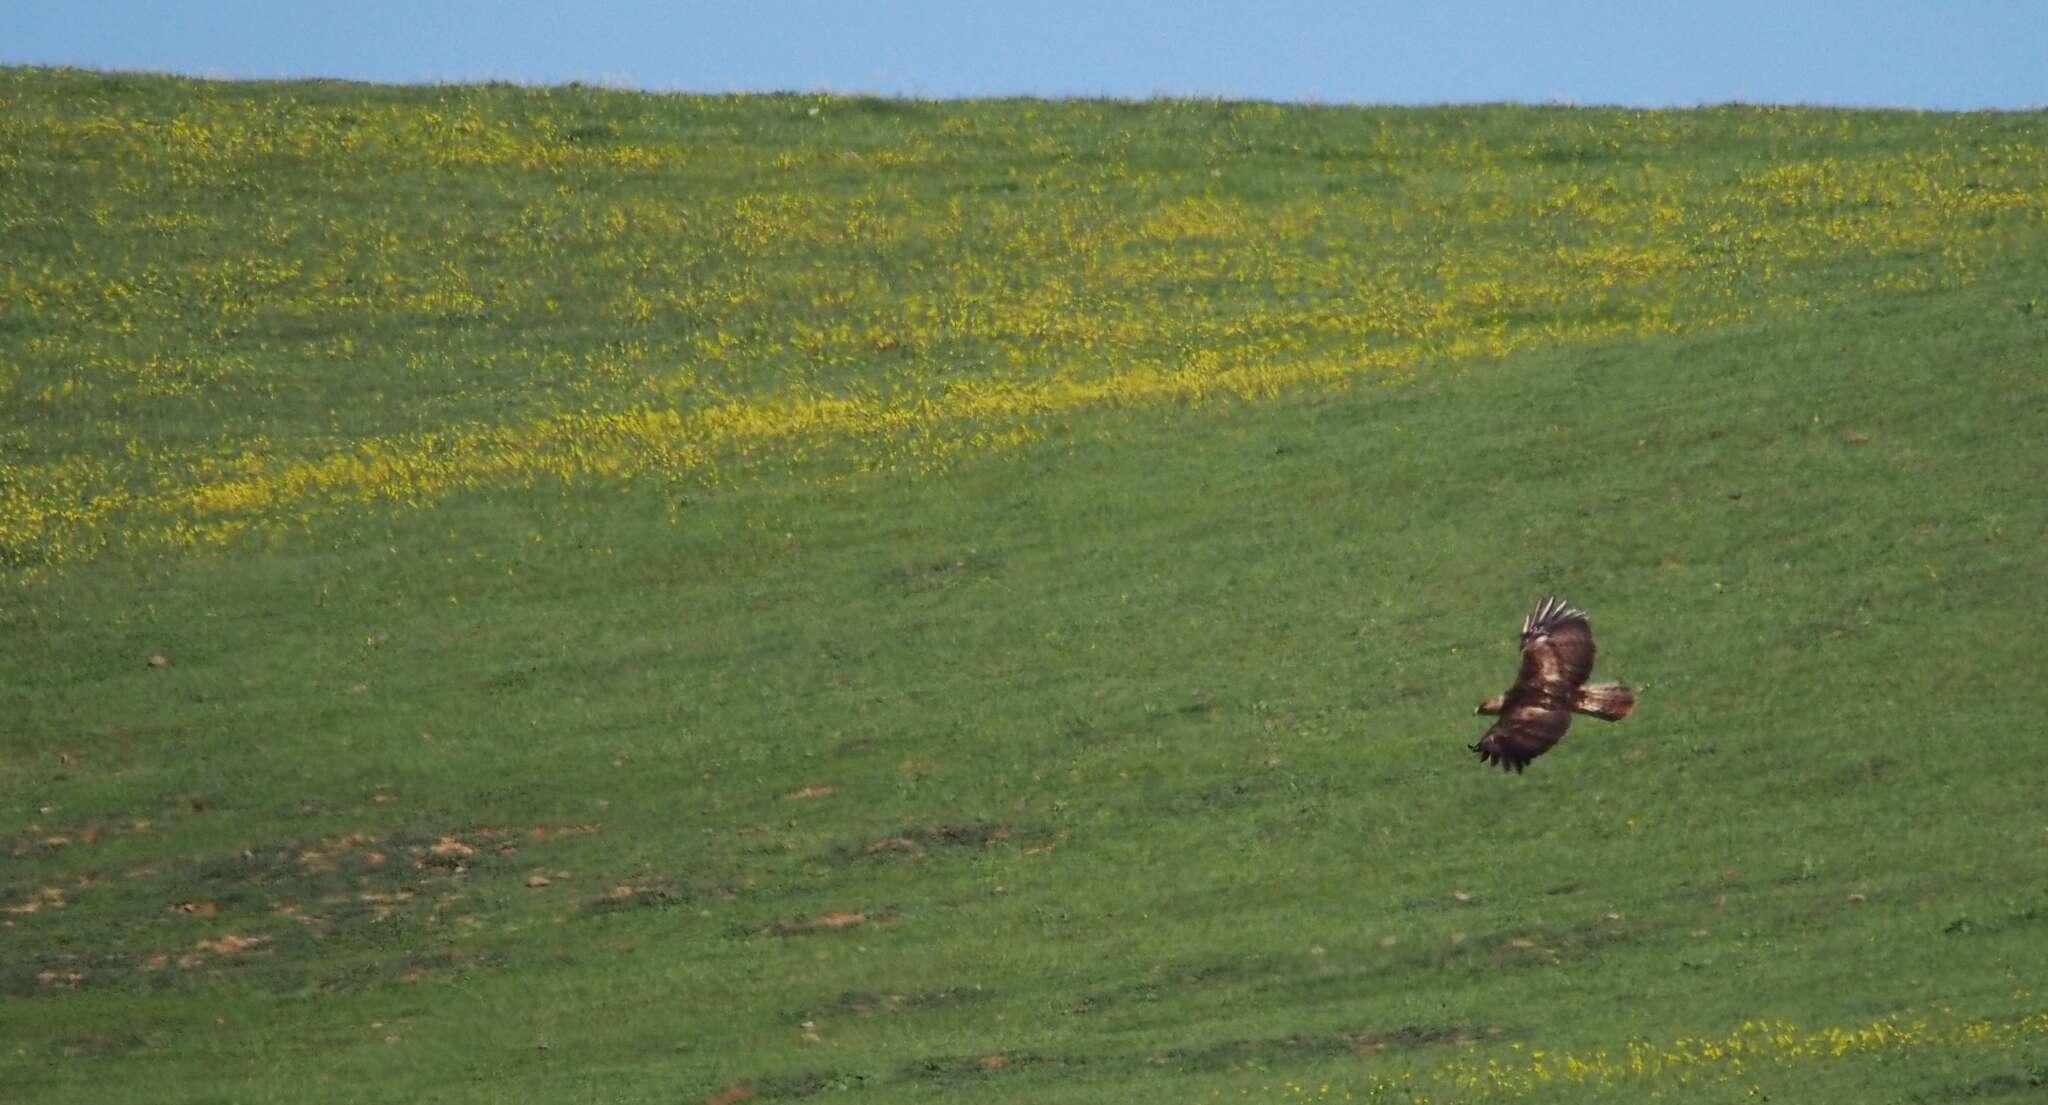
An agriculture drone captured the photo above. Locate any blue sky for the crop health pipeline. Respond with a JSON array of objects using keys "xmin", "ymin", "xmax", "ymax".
[{"xmin": 6, "ymin": 1, "xmax": 2043, "ymax": 109}]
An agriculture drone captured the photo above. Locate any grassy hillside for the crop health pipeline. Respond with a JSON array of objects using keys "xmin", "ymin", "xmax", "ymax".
[{"xmin": 3, "ymin": 68, "xmax": 2046, "ymax": 1103}]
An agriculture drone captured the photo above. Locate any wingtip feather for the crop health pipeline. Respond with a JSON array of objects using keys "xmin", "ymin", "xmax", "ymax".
[{"xmin": 1524, "ymin": 595, "xmax": 1589, "ymax": 634}]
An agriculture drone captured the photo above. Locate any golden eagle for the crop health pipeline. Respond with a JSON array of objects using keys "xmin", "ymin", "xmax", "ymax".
[{"xmin": 1472, "ymin": 597, "xmax": 1635, "ymax": 772}]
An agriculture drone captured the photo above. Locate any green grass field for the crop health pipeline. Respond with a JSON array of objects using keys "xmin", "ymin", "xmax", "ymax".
[{"xmin": 3, "ymin": 68, "xmax": 2046, "ymax": 1103}]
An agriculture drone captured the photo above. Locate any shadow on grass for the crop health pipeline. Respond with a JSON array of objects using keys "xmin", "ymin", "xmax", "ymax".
[{"xmin": 732, "ymin": 1021, "xmax": 1490, "ymax": 1100}]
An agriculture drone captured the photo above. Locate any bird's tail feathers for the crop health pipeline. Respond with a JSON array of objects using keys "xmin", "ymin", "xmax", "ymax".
[{"xmin": 1574, "ymin": 682, "xmax": 1636, "ymax": 721}]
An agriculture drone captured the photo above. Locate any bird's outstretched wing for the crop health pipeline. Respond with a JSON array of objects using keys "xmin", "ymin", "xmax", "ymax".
[
  {"xmin": 1472, "ymin": 703, "xmax": 1571, "ymax": 772},
  {"xmin": 1517, "ymin": 596, "xmax": 1596, "ymax": 690}
]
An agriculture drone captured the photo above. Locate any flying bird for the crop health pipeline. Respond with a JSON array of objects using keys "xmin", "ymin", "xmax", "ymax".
[{"xmin": 1471, "ymin": 597, "xmax": 1635, "ymax": 772}]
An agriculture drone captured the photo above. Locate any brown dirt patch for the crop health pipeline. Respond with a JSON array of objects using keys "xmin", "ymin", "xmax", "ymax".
[
  {"xmin": 429, "ymin": 836, "xmax": 476, "ymax": 858},
  {"xmin": 6, "ymin": 821, "xmax": 122, "ymax": 856},
  {"xmin": 838, "ymin": 821, "xmax": 1033, "ymax": 864},
  {"xmin": 527, "ymin": 823, "xmax": 600, "ymax": 841},
  {"xmin": 158, "ymin": 932, "xmax": 272, "ymax": 970},
  {"xmin": 5, "ymin": 887, "xmax": 68, "ymax": 915},
  {"xmin": 765, "ymin": 909, "xmax": 898, "ymax": 937}
]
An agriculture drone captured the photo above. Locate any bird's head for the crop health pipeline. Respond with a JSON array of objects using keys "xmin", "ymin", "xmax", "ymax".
[{"xmin": 1475, "ymin": 693, "xmax": 1507, "ymax": 716}]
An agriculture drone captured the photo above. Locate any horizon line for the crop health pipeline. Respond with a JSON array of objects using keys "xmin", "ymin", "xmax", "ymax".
[{"xmin": 9, "ymin": 63, "xmax": 2044, "ymax": 115}]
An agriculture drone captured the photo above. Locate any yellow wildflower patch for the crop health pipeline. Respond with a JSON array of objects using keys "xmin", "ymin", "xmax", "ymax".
[
  {"xmin": 3, "ymin": 74, "xmax": 2045, "ymax": 578},
  {"xmin": 1241, "ymin": 1009, "xmax": 2048, "ymax": 1101}
]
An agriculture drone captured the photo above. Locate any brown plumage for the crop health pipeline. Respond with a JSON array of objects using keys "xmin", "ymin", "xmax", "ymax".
[{"xmin": 1471, "ymin": 597, "xmax": 1635, "ymax": 772}]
